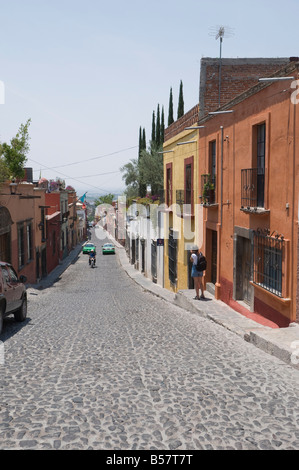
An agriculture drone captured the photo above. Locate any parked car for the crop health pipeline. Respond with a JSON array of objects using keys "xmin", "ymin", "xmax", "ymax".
[
  {"xmin": 82, "ymin": 242, "xmax": 96, "ymax": 254},
  {"xmin": 102, "ymin": 243, "xmax": 115, "ymax": 255},
  {"xmin": 0, "ymin": 262, "xmax": 27, "ymax": 335}
]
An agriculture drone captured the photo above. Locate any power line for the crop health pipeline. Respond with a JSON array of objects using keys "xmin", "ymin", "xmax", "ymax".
[
  {"xmin": 30, "ymin": 145, "xmax": 138, "ymax": 171},
  {"xmin": 28, "ymin": 156, "xmax": 118, "ymax": 194}
]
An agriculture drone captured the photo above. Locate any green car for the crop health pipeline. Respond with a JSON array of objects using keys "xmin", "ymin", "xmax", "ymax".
[
  {"xmin": 82, "ymin": 242, "xmax": 96, "ymax": 254},
  {"xmin": 102, "ymin": 243, "xmax": 115, "ymax": 255}
]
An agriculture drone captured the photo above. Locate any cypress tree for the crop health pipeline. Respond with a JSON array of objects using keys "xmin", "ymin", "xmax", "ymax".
[
  {"xmin": 161, "ymin": 106, "xmax": 165, "ymax": 144},
  {"xmin": 168, "ymin": 87, "xmax": 174, "ymax": 126},
  {"xmin": 138, "ymin": 126, "xmax": 142, "ymax": 155},
  {"xmin": 177, "ymin": 80, "xmax": 184, "ymax": 119},
  {"xmin": 138, "ymin": 126, "xmax": 147, "ymax": 197},
  {"xmin": 151, "ymin": 111, "xmax": 156, "ymax": 144},
  {"xmin": 156, "ymin": 104, "xmax": 161, "ymax": 147}
]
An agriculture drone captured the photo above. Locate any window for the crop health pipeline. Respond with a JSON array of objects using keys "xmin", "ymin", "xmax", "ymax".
[
  {"xmin": 255, "ymin": 123, "xmax": 266, "ymax": 208},
  {"xmin": 253, "ymin": 231, "xmax": 283, "ymax": 297},
  {"xmin": 40, "ymin": 208, "xmax": 46, "ymax": 241},
  {"xmin": 1, "ymin": 266, "xmax": 10, "ymax": 284},
  {"xmin": 7, "ymin": 266, "xmax": 18, "ymax": 282},
  {"xmin": 184, "ymin": 156, "xmax": 194, "ymax": 212},
  {"xmin": 168, "ymin": 229, "xmax": 178, "ymax": 285},
  {"xmin": 166, "ymin": 163, "xmax": 172, "ymax": 207},
  {"xmin": 185, "ymin": 164, "xmax": 192, "ymax": 205},
  {"xmin": 18, "ymin": 223, "xmax": 25, "ymax": 268},
  {"xmin": 209, "ymin": 140, "xmax": 216, "ymax": 180},
  {"xmin": 26, "ymin": 222, "xmax": 33, "ymax": 261}
]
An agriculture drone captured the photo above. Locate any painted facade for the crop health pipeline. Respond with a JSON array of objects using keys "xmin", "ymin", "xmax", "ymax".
[
  {"xmin": 0, "ymin": 174, "xmax": 81, "ymax": 284},
  {"xmin": 0, "ymin": 180, "xmax": 47, "ymax": 283},
  {"xmin": 163, "ymin": 58, "xmax": 299, "ymax": 326}
]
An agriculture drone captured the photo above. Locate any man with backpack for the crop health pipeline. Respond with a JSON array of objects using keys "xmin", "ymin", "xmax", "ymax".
[{"xmin": 190, "ymin": 245, "xmax": 206, "ymax": 300}]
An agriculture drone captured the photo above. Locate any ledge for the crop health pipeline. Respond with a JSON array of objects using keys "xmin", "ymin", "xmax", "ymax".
[
  {"xmin": 202, "ymin": 203, "xmax": 219, "ymax": 209},
  {"xmin": 240, "ymin": 206, "xmax": 270, "ymax": 215},
  {"xmin": 250, "ymin": 281, "xmax": 291, "ymax": 305}
]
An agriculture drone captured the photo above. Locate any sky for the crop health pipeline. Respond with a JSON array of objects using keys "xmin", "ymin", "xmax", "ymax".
[{"xmin": 0, "ymin": 0, "xmax": 298, "ymax": 197}]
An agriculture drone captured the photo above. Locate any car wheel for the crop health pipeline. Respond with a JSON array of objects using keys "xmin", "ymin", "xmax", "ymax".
[{"xmin": 14, "ymin": 297, "xmax": 27, "ymax": 323}]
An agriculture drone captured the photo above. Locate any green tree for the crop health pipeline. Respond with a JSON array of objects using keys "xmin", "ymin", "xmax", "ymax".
[
  {"xmin": 160, "ymin": 106, "xmax": 165, "ymax": 144},
  {"xmin": 168, "ymin": 87, "xmax": 174, "ymax": 126},
  {"xmin": 177, "ymin": 80, "xmax": 184, "ymax": 119},
  {"xmin": 156, "ymin": 104, "xmax": 161, "ymax": 147},
  {"xmin": 138, "ymin": 127, "xmax": 146, "ymax": 197},
  {"xmin": 120, "ymin": 158, "xmax": 139, "ymax": 197},
  {"xmin": 139, "ymin": 143, "xmax": 163, "ymax": 196},
  {"xmin": 94, "ymin": 193, "xmax": 115, "ymax": 206},
  {"xmin": 151, "ymin": 110, "xmax": 156, "ymax": 144},
  {"xmin": 1, "ymin": 119, "xmax": 31, "ymax": 180},
  {"xmin": 0, "ymin": 157, "xmax": 9, "ymax": 185}
]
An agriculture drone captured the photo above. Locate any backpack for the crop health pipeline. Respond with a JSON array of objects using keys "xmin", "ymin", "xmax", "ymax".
[{"xmin": 196, "ymin": 252, "xmax": 207, "ymax": 271}]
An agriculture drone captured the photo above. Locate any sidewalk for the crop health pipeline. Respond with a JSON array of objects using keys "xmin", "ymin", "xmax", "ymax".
[
  {"xmin": 26, "ymin": 242, "xmax": 84, "ymax": 290},
  {"xmin": 112, "ymin": 236, "xmax": 299, "ymax": 370}
]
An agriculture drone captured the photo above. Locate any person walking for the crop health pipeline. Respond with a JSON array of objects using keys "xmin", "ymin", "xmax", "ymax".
[{"xmin": 190, "ymin": 245, "xmax": 205, "ymax": 300}]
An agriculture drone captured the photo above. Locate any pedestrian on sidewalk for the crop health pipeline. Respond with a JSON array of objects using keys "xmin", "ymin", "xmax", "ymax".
[{"xmin": 190, "ymin": 245, "xmax": 205, "ymax": 300}]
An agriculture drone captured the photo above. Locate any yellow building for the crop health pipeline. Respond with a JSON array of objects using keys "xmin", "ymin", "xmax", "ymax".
[{"xmin": 162, "ymin": 105, "xmax": 202, "ymax": 292}]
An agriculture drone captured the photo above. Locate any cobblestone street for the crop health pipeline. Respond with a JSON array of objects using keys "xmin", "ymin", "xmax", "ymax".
[{"xmin": 1, "ymin": 234, "xmax": 299, "ymax": 450}]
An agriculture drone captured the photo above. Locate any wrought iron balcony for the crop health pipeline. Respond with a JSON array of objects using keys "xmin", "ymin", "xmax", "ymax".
[
  {"xmin": 241, "ymin": 168, "xmax": 265, "ymax": 211},
  {"xmin": 200, "ymin": 174, "xmax": 216, "ymax": 205}
]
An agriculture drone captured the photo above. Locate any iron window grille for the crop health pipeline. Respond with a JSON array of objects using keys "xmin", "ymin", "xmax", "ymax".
[
  {"xmin": 151, "ymin": 240, "xmax": 157, "ymax": 283},
  {"xmin": 253, "ymin": 230, "xmax": 284, "ymax": 297},
  {"xmin": 168, "ymin": 229, "xmax": 178, "ymax": 285},
  {"xmin": 241, "ymin": 168, "xmax": 265, "ymax": 209}
]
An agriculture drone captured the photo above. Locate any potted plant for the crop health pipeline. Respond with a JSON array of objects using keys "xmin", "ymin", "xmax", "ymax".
[{"xmin": 202, "ymin": 175, "xmax": 215, "ymax": 204}]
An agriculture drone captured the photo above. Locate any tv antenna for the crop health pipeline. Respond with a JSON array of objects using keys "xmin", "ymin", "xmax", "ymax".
[{"xmin": 209, "ymin": 25, "xmax": 234, "ymax": 106}]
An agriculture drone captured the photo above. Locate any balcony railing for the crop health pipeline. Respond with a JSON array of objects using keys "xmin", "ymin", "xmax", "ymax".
[
  {"xmin": 200, "ymin": 174, "xmax": 216, "ymax": 205},
  {"xmin": 241, "ymin": 168, "xmax": 264, "ymax": 209},
  {"xmin": 175, "ymin": 189, "xmax": 194, "ymax": 215}
]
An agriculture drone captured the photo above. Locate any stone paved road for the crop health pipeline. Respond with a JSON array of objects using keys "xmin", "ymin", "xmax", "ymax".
[{"xmin": 1, "ymin": 233, "xmax": 299, "ymax": 450}]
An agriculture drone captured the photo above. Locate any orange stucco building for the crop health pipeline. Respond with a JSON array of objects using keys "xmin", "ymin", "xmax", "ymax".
[
  {"xmin": 163, "ymin": 58, "xmax": 299, "ymax": 327},
  {"xmin": 0, "ymin": 174, "xmax": 80, "ymax": 284},
  {"xmin": 0, "ymin": 179, "xmax": 47, "ymax": 283}
]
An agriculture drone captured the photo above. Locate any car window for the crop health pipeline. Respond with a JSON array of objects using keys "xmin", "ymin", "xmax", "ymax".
[
  {"xmin": 1, "ymin": 266, "xmax": 10, "ymax": 284},
  {"xmin": 7, "ymin": 266, "xmax": 18, "ymax": 282}
]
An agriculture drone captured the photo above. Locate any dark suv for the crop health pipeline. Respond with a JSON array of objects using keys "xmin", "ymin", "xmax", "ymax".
[{"xmin": 0, "ymin": 262, "xmax": 27, "ymax": 335}]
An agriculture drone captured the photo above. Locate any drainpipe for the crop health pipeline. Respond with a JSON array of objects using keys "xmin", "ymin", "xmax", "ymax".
[
  {"xmin": 220, "ymin": 126, "xmax": 224, "ymax": 227},
  {"xmin": 215, "ymin": 126, "xmax": 224, "ymax": 300}
]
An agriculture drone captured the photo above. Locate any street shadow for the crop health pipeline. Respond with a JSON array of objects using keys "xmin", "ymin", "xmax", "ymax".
[{"xmin": 0, "ymin": 316, "xmax": 32, "ymax": 343}]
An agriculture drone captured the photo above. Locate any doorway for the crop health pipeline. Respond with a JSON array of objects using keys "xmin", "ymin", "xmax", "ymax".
[
  {"xmin": 211, "ymin": 230, "xmax": 217, "ymax": 285},
  {"xmin": 234, "ymin": 228, "xmax": 254, "ymax": 309}
]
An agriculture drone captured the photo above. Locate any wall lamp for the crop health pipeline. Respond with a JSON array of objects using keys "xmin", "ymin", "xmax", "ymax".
[{"xmin": 9, "ymin": 181, "xmax": 20, "ymax": 195}]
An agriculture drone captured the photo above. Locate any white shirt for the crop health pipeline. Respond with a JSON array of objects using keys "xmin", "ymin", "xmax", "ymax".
[{"xmin": 191, "ymin": 253, "xmax": 198, "ymax": 265}]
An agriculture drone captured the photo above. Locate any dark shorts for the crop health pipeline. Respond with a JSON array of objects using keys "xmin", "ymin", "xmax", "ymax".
[{"xmin": 191, "ymin": 265, "xmax": 203, "ymax": 277}]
